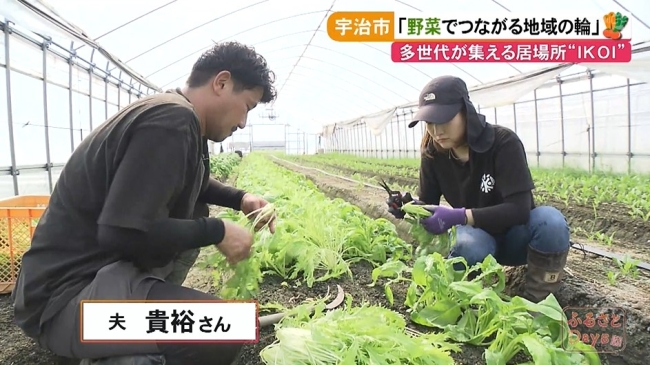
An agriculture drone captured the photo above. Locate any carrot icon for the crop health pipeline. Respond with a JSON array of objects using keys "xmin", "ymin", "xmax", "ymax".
[
  {"xmin": 603, "ymin": 11, "xmax": 628, "ymax": 40},
  {"xmin": 603, "ymin": 12, "xmax": 615, "ymax": 39}
]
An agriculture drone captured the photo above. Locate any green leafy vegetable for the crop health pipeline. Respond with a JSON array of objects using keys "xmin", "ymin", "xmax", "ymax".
[
  {"xmin": 401, "ymin": 202, "xmax": 455, "ymax": 257},
  {"xmin": 204, "ymin": 154, "xmax": 412, "ymax": 300},
  {"xmin": 261, "ymin": 302, "xmax": 459, "ymax": 365},
  {"xmin": 372, "ymin": 253, "xmax": 601, "ymax": 365}
]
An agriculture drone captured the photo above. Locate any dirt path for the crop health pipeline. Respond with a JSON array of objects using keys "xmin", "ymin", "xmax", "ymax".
[{"xmin": 272, "ymin": 156, "xmax": 650, "ymax": 365}]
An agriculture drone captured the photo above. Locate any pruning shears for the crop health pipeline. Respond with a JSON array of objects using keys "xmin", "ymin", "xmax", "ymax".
[{"xmin": 379, "ymin": 178, "xmax": 413, "ymax": 210}]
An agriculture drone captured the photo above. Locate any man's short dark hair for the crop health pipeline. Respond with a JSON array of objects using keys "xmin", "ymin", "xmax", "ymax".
[{"xmin": 187, "ymin": 41, "xmax": 277, "ymax": 103}]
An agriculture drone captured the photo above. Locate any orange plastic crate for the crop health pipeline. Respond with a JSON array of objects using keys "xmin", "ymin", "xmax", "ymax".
[{"xmin": 0, "ymin": 195, "xmax": 49, "ymax": 294}]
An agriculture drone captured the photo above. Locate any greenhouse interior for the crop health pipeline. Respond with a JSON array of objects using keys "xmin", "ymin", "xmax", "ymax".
[{"xmin": 1, "ymin": 0, "xmax": 650, "ymax": 364}]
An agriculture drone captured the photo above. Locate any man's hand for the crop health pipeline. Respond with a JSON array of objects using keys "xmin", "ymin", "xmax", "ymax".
[
  {"xmin": 217, "ymin": 221, "xmax": 254, "ymax": 265},
  {"xmin": 240, "ymin": 193, "xmax": 276, "ymax": 233}
]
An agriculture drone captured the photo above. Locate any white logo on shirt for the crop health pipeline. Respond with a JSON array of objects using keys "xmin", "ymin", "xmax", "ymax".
[{"xmin": 480, "ymin": 173, "xmax": 495, "ymax": 193}]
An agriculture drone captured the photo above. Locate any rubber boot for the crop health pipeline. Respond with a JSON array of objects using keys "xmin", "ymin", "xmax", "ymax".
[
  {"xmin": 79, "ymin": 355, "xmax": 166, "ymax": 365},
  {"xmin": 522, "ymin": 245, "xmax": 569, "ymax": 303}
]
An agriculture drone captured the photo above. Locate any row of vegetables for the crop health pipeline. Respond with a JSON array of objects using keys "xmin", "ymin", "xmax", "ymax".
[
  {"xmin": 279, "ymin": 153, "xmax": 650, "ymax": 222},
  {"xmin": 206, "ymin": 153, "xmax": 599, "ymax": 365}
]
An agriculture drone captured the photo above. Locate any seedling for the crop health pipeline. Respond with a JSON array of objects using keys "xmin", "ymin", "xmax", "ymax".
[
  {"xmin": 614, "ymin": 255, "xmax": 639, "ymax": 279},
  {"xmin": 607, "ymin": 271, "xmax": 619, "ymax": 285}
]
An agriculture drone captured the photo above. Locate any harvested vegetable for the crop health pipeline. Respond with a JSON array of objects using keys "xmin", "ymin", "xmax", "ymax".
[
  {"xmin": 401, "ymin": 202, "xmax": 455, "ymax": 257},
  {"xmin": 246, "ymin": 203, "xmax": 277, "ymax": 232},
  {"xmin": 260, "ymin": 301, "xmax": 459, "ymax": 365},
  {"xmin": 208, "ymin": 203, "xmax": 275, "ymax": 300}
]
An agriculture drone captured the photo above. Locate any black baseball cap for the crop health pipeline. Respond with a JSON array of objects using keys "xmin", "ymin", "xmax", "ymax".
[
  {"xmin": 408, "ymin": 76, "xmax": 469, "ymax": 128},
  {"xmin": 409, "ymin": 75, "xmax": 495, "ymax": 153}
]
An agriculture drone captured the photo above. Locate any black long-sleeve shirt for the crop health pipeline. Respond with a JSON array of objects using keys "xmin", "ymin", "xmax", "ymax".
[
  {"xmin": 14, "ymin": 90, "xmax": 249, "ymax": 338},
  {"xmin": 417, "ymin": 125, "xmax": 536, "ymax": 236}
]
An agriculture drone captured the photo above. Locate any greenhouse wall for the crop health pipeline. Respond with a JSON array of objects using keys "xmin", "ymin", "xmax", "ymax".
[
  {"xmin": 3, "ymin": 5, "xmax": 648, "ymax": 201},
  {"xmin": 0, "ymin": 20, "xmax": 158, "ymax": 198},
  {"xmin": 226, "ymin": 122, "xmax": 321, "ymax": 156},
  {"xmin": 0, "ymin": 19, "xmax": 314, "ymax": 199},
  {"xmin": 323, "ymin": 71, "xmax": 650, "ymax": 175}
]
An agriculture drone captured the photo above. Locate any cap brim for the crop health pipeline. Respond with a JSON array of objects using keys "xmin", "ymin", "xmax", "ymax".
[{"xmin": 408, "ymin": 103, "xmax": 464, "ymax": 128}]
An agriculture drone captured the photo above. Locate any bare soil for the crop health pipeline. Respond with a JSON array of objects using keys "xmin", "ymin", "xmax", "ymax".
[
  {"xmin": 0, "ymin": 294, "xmax": 75, "ymax": 365},
  {"xmin": 271, "ymin": 156, "xmax": 650, "ymax": 365},
  {"xmin": 296, "ymin": 158, "xmax": 421, "ymax": 190}
]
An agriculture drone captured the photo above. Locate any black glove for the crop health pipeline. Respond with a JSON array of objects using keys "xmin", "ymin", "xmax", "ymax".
[
  {"xmin": 387, "ymin": 204, "xmax": 406, "ymax": 219},
  {"xmin": 386, "ymin": 192, "xmax": 417, "ymax": 219}
]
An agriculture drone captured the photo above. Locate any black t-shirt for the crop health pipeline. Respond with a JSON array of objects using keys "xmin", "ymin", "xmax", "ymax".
[
  {"xmin": 12, "ymin": 90, "xmax": 205, "ymax": 338},
  {"xmin": 417, "ymin": 125, "xmax": 535, "ymax": 234}
]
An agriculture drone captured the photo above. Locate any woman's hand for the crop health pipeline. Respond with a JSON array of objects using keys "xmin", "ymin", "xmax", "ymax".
[
  {"xmin": 421, "ymin": 206, "xmax": 467, "ymax": 234},
  {"xmin": 385, "ymin": 193, "xmax": 424, "ymax": 219}
]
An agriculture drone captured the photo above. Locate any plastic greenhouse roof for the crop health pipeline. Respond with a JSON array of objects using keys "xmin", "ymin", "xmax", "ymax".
[{"xmin": 4, "ymin": 0, "xmax": 650, "ymax": 131}]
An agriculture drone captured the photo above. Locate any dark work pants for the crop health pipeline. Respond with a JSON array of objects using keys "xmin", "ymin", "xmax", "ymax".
[
  {"xmin": 37, "ymin": 202, "xmax": 243, "ymax": 365},
  {"xmin": 38, "ymin": 261, "xmax": 243, "ymax": 365},
  {"xmin": 146, "ymin": 281, "xmax": 244, "ymax": 365}
]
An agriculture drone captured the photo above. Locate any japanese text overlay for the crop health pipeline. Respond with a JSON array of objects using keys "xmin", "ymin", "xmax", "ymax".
[
  {"xmin": 391, "ymin": 13, "xmax": 631, "ymax": 40},
  {"xmin": 563, "ymin": 306, "xmax": 626, "ymax": 353},
  {"xmin": 327, "ymin": 11, "xmax": 633, "ymax": 63},
  {"xmin": 392, "ymin": 40, "xmax": 631, "ymax": 63},
  {"xmin": 328, "ymin": 12, "xmax": 633, "ymax": 41},
  {"xmin": 80, "ymin": 300, "xmax": 259, "ymax": 343}
]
